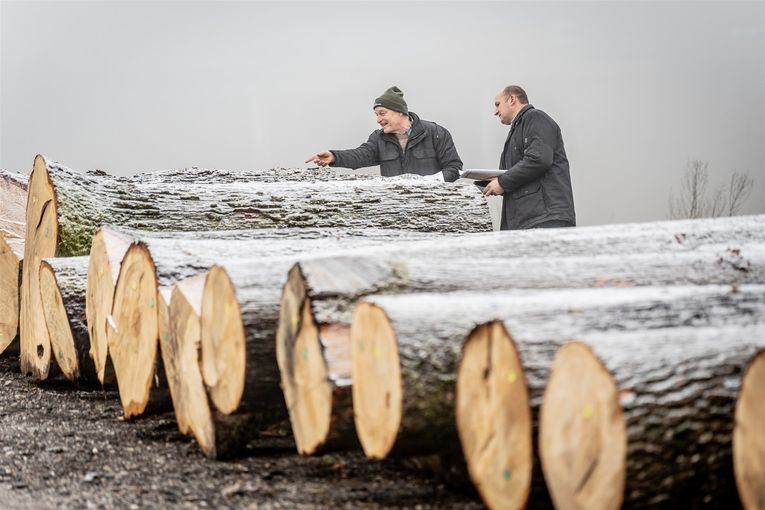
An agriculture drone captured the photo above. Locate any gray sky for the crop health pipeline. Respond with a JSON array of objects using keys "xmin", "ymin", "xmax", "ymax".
[{"xmin": 1, "ymin": 0, "xmax": 763, "ymax": 226}]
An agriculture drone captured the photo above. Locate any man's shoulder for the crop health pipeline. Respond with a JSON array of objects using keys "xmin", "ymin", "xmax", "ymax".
[
  {"xmin": 417, "ymin": 117, "xmax": 451, "ymax": 136},
  {"xmin": 520, "ymin": 107, "xmax": 559, "ymax": 129}
]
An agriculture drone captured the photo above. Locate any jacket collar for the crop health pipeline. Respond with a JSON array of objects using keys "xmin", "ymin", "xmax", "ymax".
[{"xmin": 510, "ymin": 104, "xmax": 534, "ymax": 128}]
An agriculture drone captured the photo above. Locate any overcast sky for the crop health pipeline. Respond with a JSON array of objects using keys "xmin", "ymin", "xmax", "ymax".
[{"xmin": 1, "ymin": 0, "xmax": 763, "ymax": 226}]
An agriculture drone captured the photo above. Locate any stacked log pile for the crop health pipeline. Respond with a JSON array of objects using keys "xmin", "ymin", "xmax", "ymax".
[
  {"xmin": 276, "ymin": 218, "xmax": 765, "ymax": 456},
  {"xmin": 2, "ymin": 151, "xmax": 764, "ymax": 509}
]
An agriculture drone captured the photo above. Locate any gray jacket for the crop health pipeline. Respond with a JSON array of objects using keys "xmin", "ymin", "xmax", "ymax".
[
  {"xmin": 330, "ymin": 112, "xmax": 462, "ymax": 182},
  {"xmin": 498, "ymin": 105, "xmax": 576, "ymax": 230}
]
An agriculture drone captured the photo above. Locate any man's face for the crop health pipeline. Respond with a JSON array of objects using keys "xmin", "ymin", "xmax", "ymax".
[
  {"xmin": 374, "ymin": 107, "xmax": 406, "ymax": 134},
  {"xmin": 494, "ymin": 92, "xmax": 516, "ymax": 125}
]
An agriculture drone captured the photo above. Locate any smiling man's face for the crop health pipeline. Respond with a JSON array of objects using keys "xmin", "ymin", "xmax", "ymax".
[{"xmin": 374, "ymin": 107, "xmax": 408, "ymax": 134}]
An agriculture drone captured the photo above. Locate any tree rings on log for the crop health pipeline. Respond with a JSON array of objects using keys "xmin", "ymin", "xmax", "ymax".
[
  {"xmin": 163, "ymin": 277, "xmax": 216, "ymax": 456},
  {"xmin": 734, "ymin": 349, "xmax": 765, "ymax": 510},
  {"xmin": 199, "ymin": 265, "xmax": 245, "ymax": 416},
  {"xmin": 86, "ymin": 227, "xmax": 131, "ymax": 384},
  {"xmin": 107, "ymin": 243, "xmax": 160, "ymax": 417},
  {"xmin": 539, "ymin": 341, "xmax": 626, "ymax": 510},
  {"xmin": 20, "ymin": 154, "xmax": 60, "ymax": 379},
  {"xmin": 351, "ymin": 301, "xmax": 403, "ymax": 459},
  {"xmin": 0, "ymin": 236, "xmax": 21, "ymax": 352},
  {"xmin": 456, "ymin": 321, "xmax": 533, "ymax": 510}
]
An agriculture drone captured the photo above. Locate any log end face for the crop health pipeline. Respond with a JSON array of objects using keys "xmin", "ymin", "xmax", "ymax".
[
  {"xmin": 86, "ymin": 230, "xmax": 115, "ymax": 384},
  {"xmin": 39, "ymin": 261, "xmax": 80, "ymax": 381},
  {"xmin": 108, "ymin": 243, "xmax": 159, "ymax": 417},
  {"xmin": 734, "ymin": 349, "xmax": 765, "ymax": 510},
  {"xmin": 288, "ymin": 298, "xmax": 332, "ymax": 455},
  {"xmin": 167, "ymin": 281, "xmax": 217, "ymax": 454},
  {"xmin": 0, "ymin": 237, "xmax": 20, "ymax": 352},
  {"xmin": 351, "ymin": 301, "xmax": 402, "ymax": 459},
  {"xmin": 456, "ymin": 321, "xmax": 532, "ymax": 510},
  {"xmin": 20, "ymin": 155, "xmax": 58, "ymax": 379},
  {"xmin": 200, "ymin": 265, "xmax": 245, "ymax": 415},
  {"xmin": 540, "ymin": 341, "xmax": 626, "ymax": 510}
]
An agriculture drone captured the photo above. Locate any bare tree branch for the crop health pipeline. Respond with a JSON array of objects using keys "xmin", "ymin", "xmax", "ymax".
[
  {"xmin": 727, "ymin": 172, "xmax": 754, "ymax": 216},
  {"xmin": 668, "ymin": 161, "xmax": 754, "ymax": 219}
]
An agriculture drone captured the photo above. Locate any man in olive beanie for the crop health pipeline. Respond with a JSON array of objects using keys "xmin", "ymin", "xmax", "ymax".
[
  {"xmin": 305, "ymin": 86, "xmax": 462, "ymax": 182},
  {"xmin": 373, "ymin": 86, "xmax": 408, "ymax": 115}
]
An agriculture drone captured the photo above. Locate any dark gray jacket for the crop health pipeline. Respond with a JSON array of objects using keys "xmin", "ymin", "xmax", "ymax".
[
  {"xmin": 497, "ymin": 104, "xmax": 576, "ymax": 230},
  {"xmin": 330, "ymin": 112, "xmax": 462, "ymax": 182}
]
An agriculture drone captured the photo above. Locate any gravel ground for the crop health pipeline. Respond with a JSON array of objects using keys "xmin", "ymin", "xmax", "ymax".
[{"xmin": 0, "ymin": 355, "xmax": 484, "ymax": 509}]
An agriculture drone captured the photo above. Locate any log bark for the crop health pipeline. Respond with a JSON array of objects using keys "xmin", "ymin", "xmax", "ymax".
[
  {"xmin": 734, "ymin": 349, "xmax": 765, "ymax": 510},
  {"xmin": 350, "ymin": 285, "xmax": 765, "ymax": 509},
  {"xmin": 0, "ymin": 236, "xmax": 22, "ymax": 353},
  {"xmin": 277, "ymin": 224, "xmax": 765, "ymax": 457},
  {"xmin": 540, "ymin": 324, "xmax": 765, "ymax": 510},
  {"xmin": 39, "ymin": 256, "xmax": 97, "ymax": 383},
  {"xmin": 30, "ymin": 152, "xmax": 487, "ymax": 378}
]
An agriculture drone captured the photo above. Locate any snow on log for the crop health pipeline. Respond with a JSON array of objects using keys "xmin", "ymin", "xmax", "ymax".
[
  {"xmin": 350, "ymin": 285, "xmax": 765, "ymax": 509},
  {"xmin": 39, "ymin": 256, "xmax": 97, "ymax": 383},
  {"xmin": 540, "ymin": 324, "xmax": 765, "ymax": 509},
  {"xmin": 277, "ymin": 225, "xmax": 765, "ymax": 457}
]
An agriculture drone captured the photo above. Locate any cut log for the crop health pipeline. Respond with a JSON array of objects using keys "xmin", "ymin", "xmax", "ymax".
[
  {"xmin": 107, "ymin": 242, "xmax": 160, "ymax": 417},
  {"xmin": 540, "ymin": 324, "xmax": 765, "ymax": 510},
  {"xmin": 39, "ymin": 256, "xmax": 97, "ymax": 383},
  {"xmin": 278, "ymin": 228, "xmax": 765, "ymax": 457},
  {"xmin": 733, "ymin": 349, "xmax": 765, "ymax": 510},
  {"xmin": 0, "ymin": 168, "xmax": 28, "ymax": 252},
  {"xmin": 160, "ymin": 276, "xmax": 216, "ymax": 452},
  {"xmin": 350, "ymin": 285, "xmax": 765, "ymax": 509},
  {"xmin": 29, "ymin": 153, "xmax": 488, "ymax": 379},
  {"xmin": 86, "ymin": 227, "xmax": 131, "ymax": 383},
  {"xmin": 0, "ymin": 236, "xmax": 22, "ymax": 353}
]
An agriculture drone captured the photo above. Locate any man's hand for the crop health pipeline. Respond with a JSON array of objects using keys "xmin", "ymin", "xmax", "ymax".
[
  {"xmin": 482, "ymin": 177, "xmax": 505, "ymax": 196},
  {"xmin": 304, "ymin": 150, "xmax": 336, "ymax": 167}
]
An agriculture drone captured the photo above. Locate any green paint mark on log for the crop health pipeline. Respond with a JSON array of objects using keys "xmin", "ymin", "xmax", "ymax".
[
  {"xmin": 302, "ymin": 347, "xmax": 309, "ymax": 361},
  {"xmin": 358, "ymin": 339, "xmax": 364, "ymax": 352},
  {"xmin": 149, "ymin": 297, "xmax": 155, "ymax": 309},
  {"xmin": 44, "ymin": 227, "xmax": 49, "ymax": 238},
  {"xmin": 503, "ymin": 468, "xmax": 511, "ymax": 481}
]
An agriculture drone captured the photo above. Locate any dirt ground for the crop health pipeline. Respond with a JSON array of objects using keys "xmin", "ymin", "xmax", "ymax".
[{"xmin": 0, "ymin": 355, "xmax": 485, "ymax": 509}]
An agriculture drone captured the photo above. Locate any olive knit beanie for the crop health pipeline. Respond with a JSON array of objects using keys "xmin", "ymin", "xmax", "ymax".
[{"xmin": 373, "ymin": 86, "xmax": 408, "ymax": 115}]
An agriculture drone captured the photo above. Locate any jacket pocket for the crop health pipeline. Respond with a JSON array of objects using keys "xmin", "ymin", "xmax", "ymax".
[
  {"xmin": 511, "ymin": 182, "xmax": 547, "ymax": 223},
  {"xmin": 380, "ymin": 144, "xmax": 400, "ymax": 161},
  {"xmin": 512, "ymin": 181, "xmax": 541, "ymax": 199}
]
